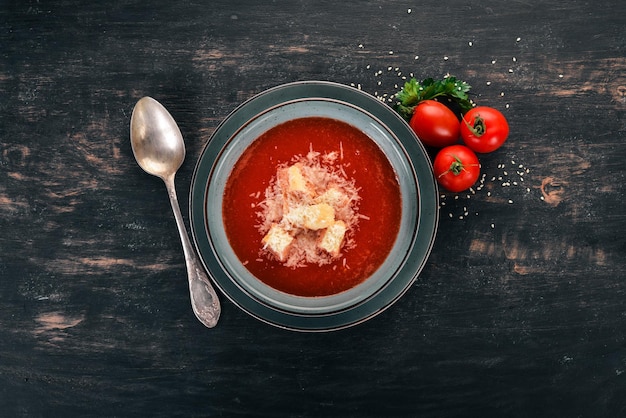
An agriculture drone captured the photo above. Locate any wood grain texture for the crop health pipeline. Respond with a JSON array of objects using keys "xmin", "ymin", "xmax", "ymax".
[{"xmin": 1, "ymin": 0, "xmax": 625, "ymax": 416}]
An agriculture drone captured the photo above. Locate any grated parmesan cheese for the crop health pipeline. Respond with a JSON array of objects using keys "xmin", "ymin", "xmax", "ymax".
[{"xmin": 256, "ymin": 150, "xmax": 362, "ymax": 268}]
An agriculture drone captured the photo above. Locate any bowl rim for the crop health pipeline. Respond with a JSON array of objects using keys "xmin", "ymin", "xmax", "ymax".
[
  {"xmin": 205, "ymin": 97, "xmax": 420, "ymax": 313},
  {"xmin": 189, "ymin": 80, "xmax": 439, "ymax": 332}
]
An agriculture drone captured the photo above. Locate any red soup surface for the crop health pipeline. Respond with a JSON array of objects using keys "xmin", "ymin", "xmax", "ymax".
[{"xmin": 222, "ymin": 117, "xmax": 401, "ymax": 297}]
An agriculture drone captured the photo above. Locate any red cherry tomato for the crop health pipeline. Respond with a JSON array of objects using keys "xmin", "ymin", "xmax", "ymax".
[
  {"xmin": 460, "ymin": 106, "xmax": 509, "ymax": 153},
  {"xmin": 433, "ymin": 145, "xmax": 480, "ymax": 193},
  {"xmin": 409, "ymin": 100, "xmax": 460, "ymax": 148}
]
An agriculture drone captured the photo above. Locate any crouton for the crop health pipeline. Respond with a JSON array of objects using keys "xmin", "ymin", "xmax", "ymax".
[
  {"xmin": 302, "ymin": 203, "xmax": 335, "ymax": 230},
  {"xmin": 278, "ymin": 164, "xmax": 311, "ymax": 197},
  {"xmin": 315, "ymin": 186, "xmax": 349, "ymax": 209},
  {"xmin": 286, "ymin": 164, "xmax": 308, "ymax": 194},
  {"xmin": 283, "ymin": 203, "xmax": 335, "ymax": 231},
  {"xmin": 318, "ymin": 220, "xmax": 347, "ymax": 256},
  {"xmin": 262, "ymin": 224, "xmax": 294, "ymax": 262},
  {"xmin": 278, "ymin": 164, "xmax": 314, "ymax": 214}
]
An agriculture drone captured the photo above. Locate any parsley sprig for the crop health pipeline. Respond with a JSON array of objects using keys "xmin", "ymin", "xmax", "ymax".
[{"xmin": 393, "ymin": 76, "xmax": 473, "ymax": 120}]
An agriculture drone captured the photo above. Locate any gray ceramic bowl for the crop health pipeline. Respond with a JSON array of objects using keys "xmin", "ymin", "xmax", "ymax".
[{"xmin": 190, "ymin": 81, "xmax": 438, "ymax": 331}]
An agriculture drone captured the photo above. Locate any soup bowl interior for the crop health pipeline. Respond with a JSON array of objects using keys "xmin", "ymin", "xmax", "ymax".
[{"xmin": 207, "ymin": 98, "xmax": 417, "ymax": 313}]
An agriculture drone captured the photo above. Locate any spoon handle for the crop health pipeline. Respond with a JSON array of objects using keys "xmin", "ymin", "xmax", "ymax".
[{"xmin": 163, "ymin": 175, "xmax": 221, "ymax": 328}]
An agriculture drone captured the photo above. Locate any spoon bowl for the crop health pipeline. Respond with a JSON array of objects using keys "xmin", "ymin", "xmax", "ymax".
[
  {"xmin": 130, "ymin": 96, "xmax": 221, "ymax": 328},
  {"xmin": 130, "ymin": 98, "xmax": 185, "ymax": 179}
]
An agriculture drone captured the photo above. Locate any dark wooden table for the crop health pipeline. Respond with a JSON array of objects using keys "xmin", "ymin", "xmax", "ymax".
[{"xmin": 2, "ymin": 1, "xmax": 625, "ymax": 416}]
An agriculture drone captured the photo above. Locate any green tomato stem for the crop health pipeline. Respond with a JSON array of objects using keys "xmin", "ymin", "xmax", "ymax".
[
  {"xmin": 464, "ymin": 113, "xmax": 486, "ymax": 137},
  {"xmin": 438, "ymin": 155, "xmax": 480, "ymax": 178},
  {"xmin": 449, "ymin": 157, "xmax": 465, "ymax": 176},
  {"xmin": 437, "ymin": 156, "xmax": 465, "ymax": 178}
]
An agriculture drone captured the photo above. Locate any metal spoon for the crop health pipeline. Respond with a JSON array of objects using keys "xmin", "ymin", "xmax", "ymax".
[{"xmin": 130, "ymin": 96, "xmax": 220, "ymax": 328}]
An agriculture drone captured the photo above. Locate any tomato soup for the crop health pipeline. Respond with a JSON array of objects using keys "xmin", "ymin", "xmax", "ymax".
[{"xmin": 222, "ymin": 117, "xmax": 401, "ymax": 297}]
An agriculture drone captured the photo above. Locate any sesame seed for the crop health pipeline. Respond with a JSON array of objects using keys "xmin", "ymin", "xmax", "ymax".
[
  {"xmin": 516, "ymin": 37, "xmax": 521, "ymax": 42},
  {"xmin": 408, "ymin": 8, "xmax": 412, "ymax": 13},
  {"xmin": 444, "ymin": 56, "xmax": 449, "ymax": 60},
  {"xmin": 469, "ymin": 41, "xmax": 473, "ymax": 47},
  {"xmin": 491, "ymin": 223, "xmax": 495, "ymax": 229},
  {"xmin": 486, "ymin": 81, "xmax": 492, "ymax": 85},
  {"xmin": 508, "ymin": 200, "xmax": 513, "ymax": 204}
]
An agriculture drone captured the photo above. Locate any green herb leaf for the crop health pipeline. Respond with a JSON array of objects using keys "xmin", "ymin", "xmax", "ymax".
[{"xmin": 393, "ymin": 76, "xmax": 473, "ymax": 120}]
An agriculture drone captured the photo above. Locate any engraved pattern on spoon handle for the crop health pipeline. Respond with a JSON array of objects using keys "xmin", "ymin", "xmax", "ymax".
[{"xmin": 164, "ymin": 175, "xmax": 221, "ymax": 328}]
